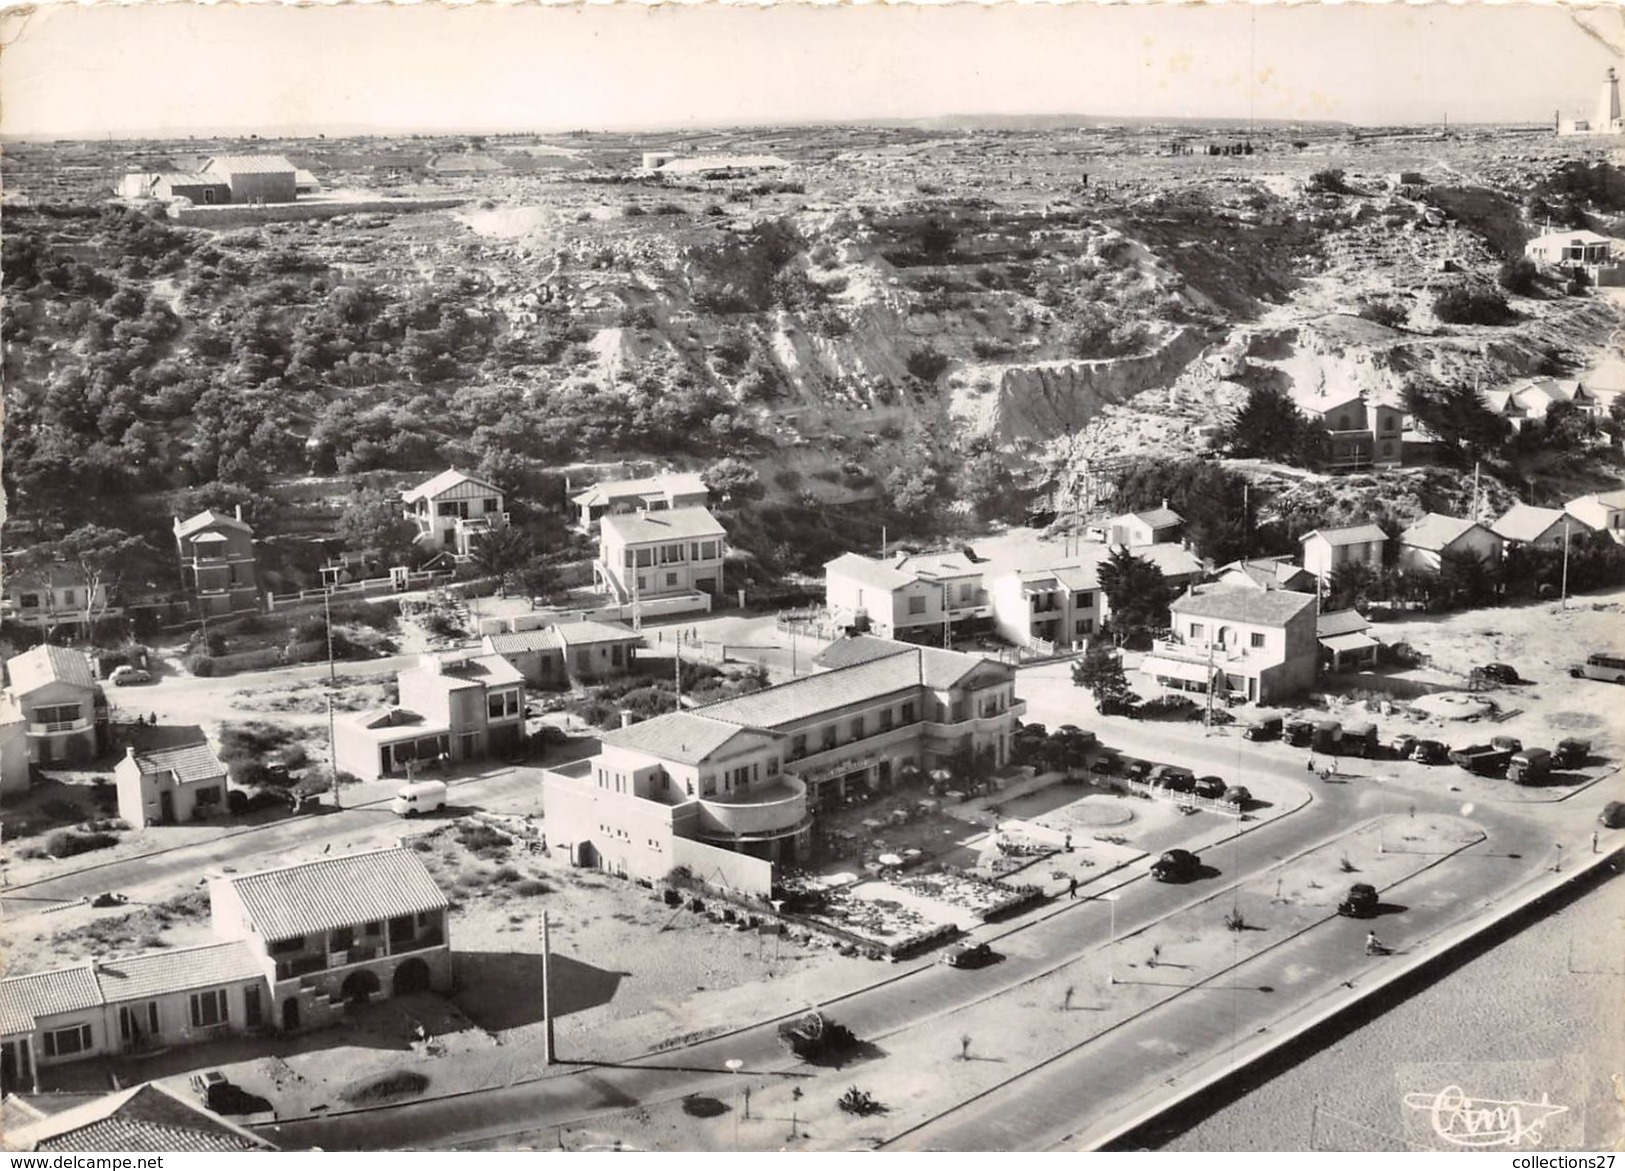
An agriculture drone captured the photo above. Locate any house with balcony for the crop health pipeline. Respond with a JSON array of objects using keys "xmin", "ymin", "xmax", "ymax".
[
  {"xmin": 1397, "ymin": 513, "xmax": 1504, "ymax": 574},
  {"xmin": 1299, "ymin": 391, "xmax": 1405, "ymax": 473},
  {"xmin": 986, "ymin": 542, "xmax": 1203, "ymax": 652},
  {"xmin": 208, "ymin": 847, "xmax": 451, "ymax": 1034},
  {"xmin": 542, "ymin": 637, "xmax": 1023, "ymax": 895},
  {"xmin": 571, "ymin": 472, "xmax": 710, "ymax": 533},
  {"xmin": 1141, "ymin": 585, "xmax": 1319, "ymax": 705},
  {"xmin": 823, "ymin": 549, "xmax": 990, "ymax": 644},
  {"xmin": 335, "ymin": 652, "xmax": 524, "ymax": 780},
  {"xmin": 401, "ymin": 469, "xmax": 508, "ymax": 561},
  {"xmin": 1215, "ymin": 556, "xmax": 1318, "ymax": 593},
  {"xmin": 1300, "ymin": 523, "xmax": 1389, "ymax": 585},
  {"xmin": 1565, "ymin": 488, "xmax": 1625, "ymax": 544},
  {"xmin": 173, "ymin": 507, "xmax": 259, "ymax": 617},
  {"xmin": 1491, "ymin": 504, "xmax": 1582, "ymax": 550},
  {"xmin": 114, "ymin": 741, "xmax": 228, "ymax": 830},
  {"xmin": 595, "ymin": 506, "xmax": 726, "ymax": 607},
  {"xmin": 1317, "ymin": 608, "xmax": 1381, "ymax": 672},
  {"xmin": 0, "ymin": 940, "xmax": 267, "ymax": 1093},
  {"xmin": 3, "ymin": 645, "xmax": 106, "ymax": 767},
  {"xmin": 1, "ymin": 565, "xmax": 120, "ymax": 637},
  {"xmin": 481, "ymin": 619, "xmax": 642, "ymax": 688}
]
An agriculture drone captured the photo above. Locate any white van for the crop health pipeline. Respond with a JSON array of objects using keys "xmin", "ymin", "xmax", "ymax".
[{"xmin": 390, "ymin": 780, "xmax": 447, "ymax": 817}]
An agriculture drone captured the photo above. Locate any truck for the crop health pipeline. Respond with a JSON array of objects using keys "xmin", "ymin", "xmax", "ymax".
[
  {"xmin": 1507, "ymin": 748, "xmax": 1552, "ymax": 786},
  {"xmin": 1284, "ymin": 717, "xmax": 1316, "ymax": 748},
  {"xmin": 1555, "ymin": 738, "xmax": 1591, "ymax": 769},
  {"xmin": 1312, "ymin": 720, "xmax": 1342, "ymax": 754},
  {"xmin": 1448, "ymin": 743, "xmax": 1514, "ymax": 777},
  {"xmin": 1341, "ymin": 720, "xmax": 1379, "ymax": 758},
  {"xmin": 1242, "ymin": 713, "xmax": 1283, "ymax": 741}
]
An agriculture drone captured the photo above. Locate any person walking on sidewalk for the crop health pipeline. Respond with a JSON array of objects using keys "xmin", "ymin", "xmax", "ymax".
[{"xmin": 1068, "ymin": 877, "xmax": 1079, "ymax": 900}]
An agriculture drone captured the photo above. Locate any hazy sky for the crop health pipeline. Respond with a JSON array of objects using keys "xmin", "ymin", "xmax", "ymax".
[{"xmin": 2, "ymin": 2, "xmax": 1623, "ymax": 138}]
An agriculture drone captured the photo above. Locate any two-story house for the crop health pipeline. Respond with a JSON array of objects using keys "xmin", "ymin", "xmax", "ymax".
[
  {"xmin": 173, "ymin": 508, "xmax": 259, "ymax": 616},
  {"xmin": 1, "ymin": 565, "xmax": 120, "ymax": 637},
  {"xmin": 208, "ymin": 848, "xmax": 450, "ymax": 1033},
  {"xmin": 823, "ymin": 550, "xmax": 990, "ymax": 644},
  {"xmin": 114, "ymin": 741, "xmax": 229, "ymax": 829},
  {"xmin": 334, "ymin": 652, "xmax": 525, "ymax": 780},
  {"xmin": 401, "ymin": 469, "xmax": 508, "ymax": 561},
  {"xmin": 1397, "ymin": 513, "xmax": 1504, "ymax": 574},
  {"xmin": 1300, "ymin": 391, "xmax": 1405, "ymax": 472},
  {"xmin": 0, "ymin": 699, "xmax": 28, "ymax": 796},
  {"xmin": 595, "ymin": 507, "xmax": 726, "ymax": 604},
  {"xmin": 986, "ymin": 542, "xmax": 1204, "ymax": 651},
  {"xmin": 542, "ymin": 637, "xmax": 1023, "ymax": 896},
  {"xmin": 1491, "ymin": 504, "xmax": 1583, "ymax": 550},
  {"xmin": 480, "ymin": 619, "xmax": 643, "ymax": 688},
  {"xmin": 1566, "ymin": 489, "xmax": 1625, "ymax": 545},
  {"xmin": 571, "ymin": 472, "xmax": 710, "ymax": 533},
  {"xmin": 1142, "ymin": 585, "xmax": 1319, "ymax": 704},
  {"xmin": 3, "ymin": 645, "xmax": 106, "ymax": 766},
  {"xmin": 1299, "ymin": 523, "xmax": 1389, "ymax": 585}
]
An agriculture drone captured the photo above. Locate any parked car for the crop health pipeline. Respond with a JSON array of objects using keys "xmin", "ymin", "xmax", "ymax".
[
  {"xmin": 1242, "ymin": 713, "xmax": 1283, "ymax": 741},
  {"xmin": 390, "ymin": 780, "xmax": 448, "ymax": 817},
  {"xmin": 189, "ymin": 1070, "xmax": 229, "ymax": 1110},
  {"xmin": 1569, "ymin": 652, "xmax": 1625, "ymax": 683},
  {"xmin": 1507, "ymin": 748, "xmax": 1552, "ymax": 786},
  {"xmin": 1146, "ymin": 765, "xmax": 1196, "ymax": 793},
  {"xmin": 1194, "ymin": 775, "xmax": 1228, "ymax": 800},
  {"xmin": 1472, "ymin": 663, "xmax": 1521, "ymax": 686},
  {"xmin": 1410, "ymin": 739, "xmax": 1448, "ymax": 765},
  {"xmin": 942, "ymin": 941, "xmax": 994, "ymax": 969},
  {"xmin": 1449, "ymin": 743, "xmax": 1514, "ymax": 777},
  {"xmin": 1337, "ymin": 882, "xmax": 1379, "ymax": 918},
  {"xmin": 1225, "ymin": 785, "xmax": 1252, "ymax": 808},
  {"xmin": 108, "ymin": 665, "xmax": 151, "ymax": 686},
  {"xmin": 1556, "ymin": 738, "xmax": 1592, "ymax": 769},
  {"xmin": 1151, "ymin": 848, "xmax": 1202, "ymax": 883},
  {"xmin": 1490, "ymin": 735, "xmax": 1523, "ymax": 754},
  {"xmin": 1341, "ymin": 720, "xmax": 1379, "ymax": 758},
  {"xmin": 1284, "ymin": 717, "xmax": 1316, "ymax": 748},
  {"xmin": 1121, "ymin": 758, "xmax": 1154, "ymax": 783},
  {"xmin": 1600, "ymin": 801, "xmax": 1625, "ymax": 830},
  {"xmin": 1387, "ymin": 734, "xmax": 1418, "ymax": 761},
  {"xmin": 1312, "ymin": 720, "xmax": 1343, "ymax": 754}
]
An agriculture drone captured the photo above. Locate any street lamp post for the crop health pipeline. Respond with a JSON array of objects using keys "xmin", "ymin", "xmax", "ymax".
[
  {"xmin": 1105, "ymin": 893, "xmax": 1119, "ymax": 985},
  {"xmin": 725, "ymin": 1058, "xmax": 744, "ymax": 1149},
  {"xmin": 323, "ymin": 586, "xmax": 336, "ymax": 684}
]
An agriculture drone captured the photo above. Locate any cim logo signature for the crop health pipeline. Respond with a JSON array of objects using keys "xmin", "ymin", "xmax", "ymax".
[{"xmin": 1403, "ymin": 1085, "xmax": 1570, "ymax": 1148}]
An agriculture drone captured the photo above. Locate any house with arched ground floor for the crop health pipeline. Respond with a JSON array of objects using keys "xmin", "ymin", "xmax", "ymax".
[{"xmin": 208, "ymin": 848, "xmax": 451, "ymax": 1034}]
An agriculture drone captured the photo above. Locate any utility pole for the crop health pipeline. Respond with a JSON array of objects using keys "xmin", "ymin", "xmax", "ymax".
[
  {"xmin": 942, "ymin": 581, "xmax": 951, "ymax": 650},
  {"xmin": 1561, "ymin": 519, "xmax": 1572, "ymax": 609},
  {"xmin": 328, "ymin": 694, "xmax": 341, "ymax": 810},
  {"xmin": 323, "ymin": 586, "xmax": 336, "ymax": 683},
  {"xmin": 1204, "ymin": 636, "xmax": 1218, "ymax": 730},
  {"xmin": 540, "ymin": 909, "xmax": 555, "ymax": 1065},
  {"xmin": 674, "ymin": 629, "xmax": 683, "ymax": 706},
  {"xmin": 880, "ymin": 525, "xmax": 886, "ymax": 560}
]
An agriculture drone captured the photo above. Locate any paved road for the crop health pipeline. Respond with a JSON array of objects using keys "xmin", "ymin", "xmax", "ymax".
[{"xmin": 258, "ymin": 739, "xmax": 1593, "ymax": 1151}]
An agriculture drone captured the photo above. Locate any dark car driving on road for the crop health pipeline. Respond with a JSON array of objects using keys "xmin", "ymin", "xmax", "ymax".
[
  {"xmin": 1151, "ymin": 848, "xmax": 1202, "ymax": 883},
  {"xmin": 1337, "ymin": 882, "xmax": 1379, "ymax": 918}
]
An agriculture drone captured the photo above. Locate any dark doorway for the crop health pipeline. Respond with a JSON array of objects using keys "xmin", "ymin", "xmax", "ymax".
[
  {"xmin": 393, "ymin": 957, "xmax": 431, "ymax": 996},
  {"xmin": 245, "ymin": 986, "xmax": 263, "ymax": 1028},
  {"xmin": 282, "ymin": 997, "xmax": 300, "ymax": 1032},
  {"xmin": 159, "ymin": 790, "xmax": 174, "ymax": 823},
  {"xmin": 341, "ymin": 968, "xmax": 382, "ymax": 1005}
]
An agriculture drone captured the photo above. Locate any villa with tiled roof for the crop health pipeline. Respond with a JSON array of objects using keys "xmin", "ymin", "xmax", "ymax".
[{"xmin": 541, "ymin": 636, "xmax": 1023, "ymax": 896}]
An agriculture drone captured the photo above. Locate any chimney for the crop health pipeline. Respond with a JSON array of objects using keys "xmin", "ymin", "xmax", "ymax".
[
  {"xmin": 1162, "ymin": 498, "xmax": 1169, "ymax": 510},
  {"xmin": 620, "ymin": 709, "xmax": 637, "ymax": 728},
  {"xmin": 125, "ymin": 745, "xmax": 136, "ymax": 760},
  {"xmin": 235, "ymin": 504, "xmax": 243, "ymax": 522}
]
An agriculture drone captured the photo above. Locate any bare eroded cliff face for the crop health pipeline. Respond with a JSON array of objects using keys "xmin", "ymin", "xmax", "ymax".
[{"xmin": 952, "ymin": 326, "xmax": 1212, "ymax": 447}]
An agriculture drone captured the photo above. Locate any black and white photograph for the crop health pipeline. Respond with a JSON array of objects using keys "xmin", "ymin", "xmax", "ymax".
[{"xmin": 0, "ymin": 0, "xmax": 1622, "ymax": 1156}]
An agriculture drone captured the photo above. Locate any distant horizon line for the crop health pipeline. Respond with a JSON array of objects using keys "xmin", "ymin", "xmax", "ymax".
[{"xmin": 0, "ymin": 112, "xmax": 1563, "ymax": 145}]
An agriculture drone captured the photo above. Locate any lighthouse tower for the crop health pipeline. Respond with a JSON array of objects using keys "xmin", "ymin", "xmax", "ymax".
[{"xmin": 1595, "ymin": 67, "xmax": 1622, "ymax": 133}]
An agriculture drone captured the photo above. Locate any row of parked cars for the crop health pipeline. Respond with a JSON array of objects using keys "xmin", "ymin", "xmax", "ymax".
[{"xmin": 1092, "ymin": 753, "xmax": 1251, "ymax": 807}]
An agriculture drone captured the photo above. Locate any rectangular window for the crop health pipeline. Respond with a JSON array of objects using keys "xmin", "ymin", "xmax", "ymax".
[
  {"xmin": 851, "ymin": 716, "xmax": 864, "ymax": 740},
  {"xmin": 822, "ymin": 726, "xmax": 837, "ymax": 751},
  {"xmin": 666, "ymin": 572, "xmax": 678, "ymax": 587},
  {"xmin": 488, "ymin": 690, "xmax": 519, "ymax": 719},
  {"xmin": 901, "ymin": 701, "xmax": 916, "ymax": 724},
  {"xmin": 18, "ymin": 592, "xmax": 38, "ymax": 609},
  {"xmin": 63, "ymin": 588, "xmax": 77, "ymax": 606},
  {"xmin": 766, "ymin": 758, "xmax": 780, "ymax": 776},
  {"xmin": 1076, "ymin": 591, "xmax": 1095, "ymax": 609},
  {"xmin": 960, "ymin": 583, "xmax": 974, "ymax": 602},
  {"xmin": 483, "ymin": 497, "xmax": 498, "ymax": 513},
  {"xmin": 879, "ymin": 709, "xmax": 894, "ymax": 732},
  {"xmin": 189, "ymin": 989, "xmax": 229, "ymax": 1028},
  {"xmin": 611, "ymin": 644, "xmax": 624, "ymax": 666},
  {"xmin": 44, "ymin": 1024, "xmax": 93, "ymax": 1057},
  {"xmin": 1250, "ymin": 632, "xmax": 1266, "ymax": 649},
  {"xmin": 790, "ymin": 733, "xmax": 806, "ymax": 759},
  {"xmin": 907, "ymin": 595, "xmax": 927, "ymax": 615},
  {"xmin": 1189, "ymin": 623, "xmax": 1205, "ymax": 639},
  {"xmin": 1076, "ymin": 618, "xmax": 1095, "ymax": 636}
]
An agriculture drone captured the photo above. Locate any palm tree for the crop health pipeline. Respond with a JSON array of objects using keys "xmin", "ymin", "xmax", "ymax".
[{"xmin": 470, "ymin": 525, "xmax": 533, "ymax": 597}]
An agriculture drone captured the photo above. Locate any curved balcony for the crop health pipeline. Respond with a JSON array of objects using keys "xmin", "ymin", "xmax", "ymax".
[{"xmin": 697, "ymin": 775, "xmax": 808, "ymax": 840}]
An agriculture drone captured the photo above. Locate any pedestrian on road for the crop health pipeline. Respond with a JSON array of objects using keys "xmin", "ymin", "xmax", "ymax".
[
  {"xmin": 1306, "ymin": 756, "xmax": 1316, "ymax": 774},
  {"xmin": 1594, "ymin": 831, "xmax": 1601, "ymax": 855},
  {"xmin": 1068, "ymin": 877, "xmax": 1079, "ymax": 899}
]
